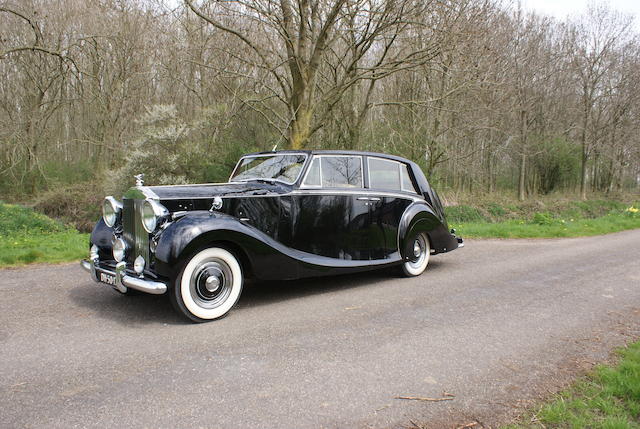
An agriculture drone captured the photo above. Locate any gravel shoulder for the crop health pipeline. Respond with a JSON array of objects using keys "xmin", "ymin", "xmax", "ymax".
[{"xmin": 1, "ymin": 230, "xmax": 639, "ymax": 428}]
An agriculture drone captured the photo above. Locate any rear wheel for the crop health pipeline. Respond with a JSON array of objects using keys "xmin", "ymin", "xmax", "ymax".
[
  {"xmin": 401, "ymin": 232, "xmax": 430, "ymax": 277},
  {"xmin": 171, "ymin": 247, "xmax": 243, "ymax": 323}
]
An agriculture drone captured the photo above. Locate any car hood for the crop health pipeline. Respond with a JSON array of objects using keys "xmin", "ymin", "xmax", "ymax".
[{"xmin": 143, "ymin": 182, "xmax": 287, "ymax": 200}]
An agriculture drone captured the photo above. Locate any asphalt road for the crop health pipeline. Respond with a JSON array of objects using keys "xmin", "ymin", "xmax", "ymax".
[{"xmin": 1, "ymin": 230, "xmax": 640, "ymax": 429}]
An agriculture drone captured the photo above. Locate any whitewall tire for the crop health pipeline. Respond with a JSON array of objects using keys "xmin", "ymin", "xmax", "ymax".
[
  {"xmin": 401, "ymin": 232, "xmax": 430, "ymax": 277},
  {"xmin": 171, "ymin": 247, "xmax": 243, "ymax": 322}
]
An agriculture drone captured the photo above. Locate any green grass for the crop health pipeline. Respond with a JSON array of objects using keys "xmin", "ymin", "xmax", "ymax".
[
  {"xmin": 1, "ymin": 197, "xmax": 639, "ymax": 267},
  {"xmin": 0, "ymin": 202, "xmax": 89, "ymax": 267},
  {"xmin": 504, "ymin": 341, "xmax": 640, "ymax": 429},
  {"xmin": 447, "ymin": 201, "xmax": 640, "ymax": 238}
]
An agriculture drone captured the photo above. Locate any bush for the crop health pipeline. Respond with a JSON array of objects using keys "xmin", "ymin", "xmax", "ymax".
[
  {"xmin": 106, "ymin": 104, "xmax": 260, "ymax": 195},
  {"xmin": 532, "ymin": 211, "xmax": 555, "ymax": 225},
  {"xmin": 0, "ymin": 202, "xmax": 69, "ymax": 235},
  {"xmin": 487, "ymin": 203, "xmax": 507, "ymax": 218},
  {"xmin": 32, "ymin": 182, "xmax": 103, "ymax": 233}
]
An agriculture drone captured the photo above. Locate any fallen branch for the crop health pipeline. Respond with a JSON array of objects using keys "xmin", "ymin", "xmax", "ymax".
[
  {"xmin": 456, "ymin": 422, "xmax": 478, "ymax": 429},
  {"xmin": 394, "ymin": 395, "xmax": 454, "ymax": 402}
]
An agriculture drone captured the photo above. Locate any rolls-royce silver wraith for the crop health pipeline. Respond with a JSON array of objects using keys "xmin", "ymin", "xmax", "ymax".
[{"xmin": 81, "ymin": 150, "xmax": 463, "ymax": 322}]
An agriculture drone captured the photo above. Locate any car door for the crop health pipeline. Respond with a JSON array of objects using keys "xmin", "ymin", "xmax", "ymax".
[
  {"xmin": 366, "ymin": 157, "xmax": 418, "ymax": 259},
  {"xmin": 289, "ymin": 155, "xmax": 372, "ymax": 260}
]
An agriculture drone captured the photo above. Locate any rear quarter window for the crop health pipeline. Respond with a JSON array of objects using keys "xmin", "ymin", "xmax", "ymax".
[{"xmin": 368, "ymin": 157, "xmax": 417, "ymax": 193}]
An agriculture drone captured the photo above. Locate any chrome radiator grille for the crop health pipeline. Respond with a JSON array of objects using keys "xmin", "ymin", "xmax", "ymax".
[{"xmin": 122, "ymin": 199, "xmax": 150, "ymax": 265}]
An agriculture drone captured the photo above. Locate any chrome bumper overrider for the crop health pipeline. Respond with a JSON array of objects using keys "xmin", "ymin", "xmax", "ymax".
[{"xmin": 80, "ymin": 259, "xmax": 167, "ymax": 295}]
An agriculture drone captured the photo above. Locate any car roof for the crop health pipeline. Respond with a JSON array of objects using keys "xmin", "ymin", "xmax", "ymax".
[{"xmin": 244, "ymin": 149, "xmax": 413, "ymax": 165}]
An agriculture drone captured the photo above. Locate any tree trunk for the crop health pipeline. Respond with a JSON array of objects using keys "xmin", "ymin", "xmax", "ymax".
[
  {"xmin": 580, "ymin": 142, "xmax": 588, "ymax": 200},
  {"xmin": 518, "ymin": 152, "xmax": 526, "ymax": 201},
  {"xmin": 289, "ymin": 105, "xmax": 313, "ymax": 150}
]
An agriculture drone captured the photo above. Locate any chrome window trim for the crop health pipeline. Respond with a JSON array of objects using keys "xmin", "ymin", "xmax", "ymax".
[
  {"xmin": 290, "ymin": 189, "xmax": 424, "ymax": 202},
  {"xmin": 400, "ymin": 163, "xmax": 418, "ymax": 194},
  {"xmin": 229, "ymin": 153, "xmax": 309, "ymax": 185},
  {"xmin": 366, "ymin": 156, "xmax": 418, "ymax": 194},
  {"xmin": 301, "ymin": 156, "xmax": 322, "ymax": 188},
  {"xmin": 300, "ymin": 154, "xmax": 364, "ymax": 189}
]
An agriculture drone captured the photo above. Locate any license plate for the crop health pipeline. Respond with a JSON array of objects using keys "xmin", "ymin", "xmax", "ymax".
[{"xmin": 99, "ymin": 272, "xmax": 117, "ymax": 286}]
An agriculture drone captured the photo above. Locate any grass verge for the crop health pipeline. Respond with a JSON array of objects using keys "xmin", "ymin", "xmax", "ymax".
[
  {"xmin": 504, "ymin": 341, "xmax": 640, "ymax": 428},
  {"xmin": 446, "ymin": 200, "xmax": 640, "ymax": 238},
  {"xmin": 1, "ymin": 198, "xmax": 639, "ymax": 267},
  {"xmin": 0, "ymin": 202, "xmax": 89, "ymax": 267}
]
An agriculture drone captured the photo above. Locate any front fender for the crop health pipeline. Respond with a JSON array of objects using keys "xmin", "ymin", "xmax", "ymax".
[
  {"xmin": 153, "ymin": 211, "xmax": 293, "ymax": 280},
  {"xmin": 90, "ymin": 218, "xmax": 115, "ymax": 256}
]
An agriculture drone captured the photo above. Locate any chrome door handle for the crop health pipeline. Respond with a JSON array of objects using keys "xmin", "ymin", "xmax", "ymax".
[
  {"xmin": 357, "ymin": 197, "xmax": 370, "ymax": 201},
  {"xmin": 368, "ymin": 197, "xmax": 381, "ymax": 202}
]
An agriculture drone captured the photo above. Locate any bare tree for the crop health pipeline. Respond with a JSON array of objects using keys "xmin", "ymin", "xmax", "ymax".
[{"xmin": 184, "ymin": 0, "xmax": 438, "ymax": 149}]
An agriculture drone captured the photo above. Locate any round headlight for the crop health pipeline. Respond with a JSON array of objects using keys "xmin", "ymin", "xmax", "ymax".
[
  {"xmin": 102, "ymin": 196, "xmax": 122, "ymax": 227},
  {"xmin": 141, "ymin": 199, "xmax": 168, "ymax": 233},
  {"xmin": 113, "ymin": 237, "xmax": 127, "ymax": 262}
]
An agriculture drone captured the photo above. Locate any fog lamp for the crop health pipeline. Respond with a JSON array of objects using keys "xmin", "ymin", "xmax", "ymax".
[
  {"xmin": 113, "ymin": 237, "xmax": 127, "ymax": 262},
  {"xmin": 134, "ymin": 255, "xmax": 146, "ymax": 274},
  {"xmin": 90, "ymin": 244, "xmax": 99, "ymax": 261}
]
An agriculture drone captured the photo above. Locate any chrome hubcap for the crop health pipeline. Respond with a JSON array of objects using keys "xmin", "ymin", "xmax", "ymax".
[
  {"xmin": 189, "ymin": 259, "xmax": 233, "ymax": 309},
  {"xmin": 205, "ymin": 276, "xmax": 220, "ymax": 293},
  {"xmin": 407, "ymin": 233, "xmax": 428, "ymax": 270},
  {"xmin": 413, "ymin": 241, "xmax": 422, "ymax": 258}
]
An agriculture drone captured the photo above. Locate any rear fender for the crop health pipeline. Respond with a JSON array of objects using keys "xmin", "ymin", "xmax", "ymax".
[{"xmin": 398, "ymin": 202, "xmax": 451, "ymax": 258}]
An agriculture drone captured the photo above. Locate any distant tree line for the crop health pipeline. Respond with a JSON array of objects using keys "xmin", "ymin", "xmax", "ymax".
[{"xmin": 0, "ymin": 0, "xmax": 638, "ymax": 200}]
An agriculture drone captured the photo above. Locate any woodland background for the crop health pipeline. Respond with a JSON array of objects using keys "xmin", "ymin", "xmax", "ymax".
[{"xmin": 1, "ymin": 0, "xmax": 639, "ymax": 221}]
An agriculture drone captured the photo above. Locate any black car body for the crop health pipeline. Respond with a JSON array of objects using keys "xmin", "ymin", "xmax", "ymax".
[{"xmin": 82, "ymin": 150, "xmax": 463, "ymax": 322}]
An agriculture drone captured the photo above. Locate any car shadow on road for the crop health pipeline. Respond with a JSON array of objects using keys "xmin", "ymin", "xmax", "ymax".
[
  {"xmin": 237, "ymin": 259, "xmax": 444, "ymax": 309},
  {"xmin": 69, "ymin": 260, "xmax": 444, "ymax": 325},
  {"xmin": 68, "ymin": 284, "xmax": 186, "ymax": 326}
]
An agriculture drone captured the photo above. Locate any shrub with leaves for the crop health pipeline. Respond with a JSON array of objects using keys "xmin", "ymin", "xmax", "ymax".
[{"xmin": 106, "ymin": 104, "xmax": 251, "ymax": 195}]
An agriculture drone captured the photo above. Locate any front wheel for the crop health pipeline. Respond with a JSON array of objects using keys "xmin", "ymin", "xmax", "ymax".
[
  {"xmin": 171, "ymin": 247, "xmax": 243, "ymax": 323},
  {"xmin": 401, "ymin": 232, "xmax": 430, "ymax": 277}
]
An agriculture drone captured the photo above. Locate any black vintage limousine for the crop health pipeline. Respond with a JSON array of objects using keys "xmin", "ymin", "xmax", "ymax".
[{"xmin": 81, "ymin": 150, "xmax": 463, "ymax": 322}]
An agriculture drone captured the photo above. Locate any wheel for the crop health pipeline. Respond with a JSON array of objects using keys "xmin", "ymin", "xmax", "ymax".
[
  {"xmin": 401, "ymin": 232, "xmax": 430, "ymax": 277},
  {"xmin": 171, "ymin": 247, "xmax": 243, "ymax": 322}
]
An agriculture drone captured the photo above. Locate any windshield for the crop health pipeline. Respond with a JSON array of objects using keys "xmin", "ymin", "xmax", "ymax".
[{"xmin": 230, "ymin": 154, "xmax": 307, "ymax": 184}]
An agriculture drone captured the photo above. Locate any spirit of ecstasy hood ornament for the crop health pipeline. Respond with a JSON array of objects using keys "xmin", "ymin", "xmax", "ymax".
[{"xmin": 134, "ymin": 173, "xmax": 145, "ymax": 187}]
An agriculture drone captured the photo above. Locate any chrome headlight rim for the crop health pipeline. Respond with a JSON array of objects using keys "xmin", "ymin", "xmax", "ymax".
[
  {"xmin": 141, "ymin": 199, "xmax": 168, "ymax": 233},
  {"xmin": 102, "ymin": 196, "xmax": 122, "ymax": 228},
  {"xmin": 112, "ymin": 237, "xmax": 127, "ymax": 262}
]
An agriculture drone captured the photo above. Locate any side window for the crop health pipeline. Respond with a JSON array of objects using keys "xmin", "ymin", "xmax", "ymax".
[
  {"xmin": 321, "ymin": 156, "xmax": 363, "ymax": 188},
  {"xmin": 369, "ymin": 158, "xmax": 401, "ymax": 190},
  {"xmin": 302, "ymin": 157, "xmax": 321, "ymax": 187},
  {"xmin": 400, "ymin": 164, "xmax": 417, "ymax": 193}
]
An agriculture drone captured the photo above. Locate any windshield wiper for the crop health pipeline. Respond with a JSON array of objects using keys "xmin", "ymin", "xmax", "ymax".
[
  {"xmin": 236, "ymin": 178, "xmax": 278, "ymax": 185},
  {"xmin": 252, "ymin": 178, "xmax": 279, "ymax": 184}
]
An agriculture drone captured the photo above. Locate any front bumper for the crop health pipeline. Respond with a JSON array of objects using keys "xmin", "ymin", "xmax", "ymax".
[{"xmin": 81, "ymin": 259, "xmax": 167, "ymax": 295}]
